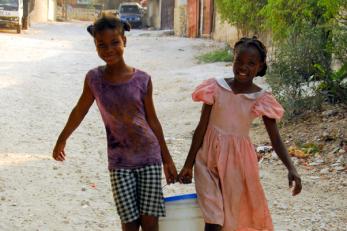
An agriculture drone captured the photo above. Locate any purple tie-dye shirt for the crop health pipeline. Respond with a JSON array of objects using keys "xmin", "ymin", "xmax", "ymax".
[{"xmin": 86, "ymin": 66, "xmax": 162, "ymax": 170}]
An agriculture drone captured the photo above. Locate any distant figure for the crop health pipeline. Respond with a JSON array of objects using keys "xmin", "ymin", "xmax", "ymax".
[
  {"xmin": 53, "ymin": 14, "xmax": 177, "ymax": 231},
  {"xmin": 179, "ymin": 37, "xmax": 302, "ymax": 231}
]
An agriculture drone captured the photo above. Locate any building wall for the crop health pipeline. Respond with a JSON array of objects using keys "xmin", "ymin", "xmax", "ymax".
[
  {"xmin": 212, "ymin": 12, "xmax": 239, "ymax": 45},
  {"xmin": 31, "ymin": 0, "xmax": 57, "ymax": 22},
  {"xmin": 187, "ymin": 0, "xmax": 199, "ymax": 37},
  {"xmin": 160, "ymin": 0, "xmax": 174, "ymax": 29},
  {"xmin": 48, "ymin": 0, "xmax": 57, "ymax": 21},
  {"xmin": 174, "ymin": 0, "xmax": 187, "ymax": 36},
  {"xmin": 201, "ymin": 0, "xmax": 213, "ymax": 36},
  {"xmin": 147, "ymin": 0, "xmax": 161, "ymax": 29},
  {"xmin": 212, "ymin": 11, "xmax": 272, "ymax": 48}
]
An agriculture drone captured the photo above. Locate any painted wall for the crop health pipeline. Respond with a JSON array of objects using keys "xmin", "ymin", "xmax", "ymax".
[
  {"xmin": 31, "ymin": 0, "xmax": 57, "ymax": 22},
  {"xmin": 212, "ymin": 12, "xmax": 239, "ymax": 45},
  {"xmin": 48, "ymin": 0, "xmax": 57, "ymax": 21},
  {"xmin": 212, "ymin": 11, "xmax": 272, "ymax": 48},
  {"xmin": 147, "ymin": 0, "xmax": 161, "ymax": 29},
  {"xmin": 174, "ymin": 0, "xmax": 187, "ymax": 36}
]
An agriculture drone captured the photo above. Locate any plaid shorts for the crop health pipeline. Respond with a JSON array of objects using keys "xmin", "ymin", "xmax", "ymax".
[{"xmin": 110, "ymin": 164, "xmax": 165, "ymax": 223}]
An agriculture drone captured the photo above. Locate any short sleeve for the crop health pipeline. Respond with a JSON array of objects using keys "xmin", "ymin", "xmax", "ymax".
[
  {"xmin": 252, "ymin": 92, "xmax": 284, "ymax": 120},
  {"xmin": 192, "ymin": 78, "xmax": 217, "ymax": 105},
  {"xmin": 85, "ymin": 69, "xmax": 95, "ymax": 93}
]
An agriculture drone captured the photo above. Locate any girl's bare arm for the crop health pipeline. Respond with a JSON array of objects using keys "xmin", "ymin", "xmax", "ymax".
[
  {"xmin": 144, "ymin": 79, "xmax": 177, "ymax": 183},
  {"xmin": 53, "ymin": 78, "xmax": 95, "ymax": 161},
  {"xmin": 263, "ymin": 116, "xmax": 302, "ymax": 196},
  {"xmin": 178, "ymin": 104, "xmax": 212, "ymax": 183}
]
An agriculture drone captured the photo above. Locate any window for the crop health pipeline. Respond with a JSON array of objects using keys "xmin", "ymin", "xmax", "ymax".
[
  {"xmin": 120, "ymin": 5, "xmax": 140, "ymax": 14},
  {"xmin": 0, "ymin": 0, "xmax": 19, "ymax": 7}
]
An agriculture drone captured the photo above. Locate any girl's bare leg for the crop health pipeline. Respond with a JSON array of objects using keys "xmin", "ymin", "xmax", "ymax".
[
  {"xmin": 122, "ymin": 219, "xmax": 140, "ymax": 231},
  {"xmin": 140, "ymin": 215, "xmax": 159, "ymax": 231}
]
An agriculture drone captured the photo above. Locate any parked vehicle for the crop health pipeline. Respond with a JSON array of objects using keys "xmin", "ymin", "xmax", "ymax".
[
  {"xmin": 0, "ymin": 0, "xmax": 23, "ymax": 33},
  {"xmin": 118, "ymin": 2, "xmax": 145, "ymax": 29}
]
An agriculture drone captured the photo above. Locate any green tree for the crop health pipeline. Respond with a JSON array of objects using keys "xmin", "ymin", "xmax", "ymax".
[{"xmin": 215, "ymin": 0, "xmax": 267, "ymax": 35}]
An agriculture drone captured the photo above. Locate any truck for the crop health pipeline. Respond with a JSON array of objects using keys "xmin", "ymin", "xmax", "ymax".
[
  {"xmin": 0, "ymin": 0, "xmax": 23, "ymax": 33},
  {"xmin": 0, "ymin": 0, "xmax": 34, "ymax": 33}
]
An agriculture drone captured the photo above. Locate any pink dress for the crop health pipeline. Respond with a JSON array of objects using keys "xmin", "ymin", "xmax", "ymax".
[{"xmin": 192, "ymin": 78, "xmax": 284, "ymax": 231}]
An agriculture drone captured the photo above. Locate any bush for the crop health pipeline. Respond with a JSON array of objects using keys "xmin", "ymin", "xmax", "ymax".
[
  {"xmin": 196, "ymin": 48, "xmax": 233, "ymax": 63},
  {"xmin": 266, "ymin": 26, "xmax": 330, "ymax": 118},
  {"xmin": 315, "ymin": 62, "xmax": 347, "ymax": 104}
]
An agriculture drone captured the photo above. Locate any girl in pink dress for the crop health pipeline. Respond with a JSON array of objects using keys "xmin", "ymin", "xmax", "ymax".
[{"xmin": 178, "ymin": 37, "xmax": 302, "ymax": 231}]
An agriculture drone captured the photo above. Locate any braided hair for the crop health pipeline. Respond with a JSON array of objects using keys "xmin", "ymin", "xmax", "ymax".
[
  {"xmin": 87, "ymin": 13, "xmax": 131, "ymax": 37},
  {"xmin": 234, "ymin": 36, "xmax": 267, "ymax": 77}
]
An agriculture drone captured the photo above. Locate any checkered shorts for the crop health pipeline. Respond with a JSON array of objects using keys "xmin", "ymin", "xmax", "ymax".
[{"xmin": 110, "ymin": 164, "xmax": 165, "ymax": 223}]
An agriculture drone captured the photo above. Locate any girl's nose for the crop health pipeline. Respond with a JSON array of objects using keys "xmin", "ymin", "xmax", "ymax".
[
  {"xmin": 106, "ymin": 46, "xmax": 114, "ymax": 54},
  {"xmin": 240, "ymin": 65, "xmax": 248, "ymax": 72}
]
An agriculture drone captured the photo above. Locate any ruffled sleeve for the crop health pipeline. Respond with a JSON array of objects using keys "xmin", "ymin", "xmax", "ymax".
[
  {"xmin": 192, "ymin": 78, "xmax": 217, "ymax": 105},
  {"xmin": 252, "ymin": 92, "xmax": 284, "ymax": 120}
]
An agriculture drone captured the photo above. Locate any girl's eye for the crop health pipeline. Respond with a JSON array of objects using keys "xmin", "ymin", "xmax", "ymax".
[
  {"xmin": 112, "ymin": 41, "xmax": 120, "ymax": 45},
  {"xmin": 98, "ymin": 44, "xmax": 106, "ymax": 49}
]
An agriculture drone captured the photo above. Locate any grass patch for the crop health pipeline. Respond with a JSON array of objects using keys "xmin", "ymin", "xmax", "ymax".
[{"xmin": 196, "ymin": 48, "xmax": 233, "ymax": 63}]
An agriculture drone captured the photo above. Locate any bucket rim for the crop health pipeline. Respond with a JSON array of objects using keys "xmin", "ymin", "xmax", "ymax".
[{"xmin": 164, "ymin": 193, "xmax": 197, "ymax": 202}]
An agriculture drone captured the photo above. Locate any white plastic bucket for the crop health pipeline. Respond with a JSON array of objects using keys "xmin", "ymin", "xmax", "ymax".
[{"xmin": 159, "ymin": 194, "xmax": 205, "ymax": 231}]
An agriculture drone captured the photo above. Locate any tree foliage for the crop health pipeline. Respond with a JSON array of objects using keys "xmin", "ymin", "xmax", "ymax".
[{"xmin": 215, "ymin": 0, "xmax": 267, "ymax": 35}]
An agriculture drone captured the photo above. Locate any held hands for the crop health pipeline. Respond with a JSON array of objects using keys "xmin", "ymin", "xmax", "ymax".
[
  {"xmin": 178, "ymin": 166, "xmax": 193, "ymax": 184},
  {"xmin": 163, "ymin": 160, "xmax": 178, "ymax": 184},
  {"xmin": 52, "ymin": 140, "xmax": 66, "ymax": 161},
  {"xmin": 288, "ymin": 170, "xmax": 302, "ymax": 196}
]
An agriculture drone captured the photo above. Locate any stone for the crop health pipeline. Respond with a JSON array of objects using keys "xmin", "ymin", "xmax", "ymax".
[
  {"xmin": 256, "ymin": 146, "xmax": 272, "ymax": 153},
  {"xmin": 322, "ymin": 109, "xmax": 338, "ymax": 117},
  {"xmin": 320, "ymin": 168, "xmax": 329, "ymax": 174},
  {"xmin": 336, "ymin": 155, "xmax": 344, "ymax": 164},
  {"xmin": 81, "ymin": 200, "xmax": 90, "ymax": 207},
  {"xmin": 291, "ymin": 157, "xmax": 299, "ymax": 165},
  {"xmin": 271, "ymin": 151, "xmax": 279, "ymax": 160},
  {"xmin": 334, "ymin": 166, "xmax": 345, "ymax": 171}
]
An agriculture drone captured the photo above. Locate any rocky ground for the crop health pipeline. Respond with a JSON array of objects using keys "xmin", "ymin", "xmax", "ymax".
[{"xmin": 0, "ymin": 21, "xmax": 346, "ymax": 231}]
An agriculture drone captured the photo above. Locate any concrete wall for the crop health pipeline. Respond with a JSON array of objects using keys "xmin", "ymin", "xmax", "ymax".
[
  {"xmin": 147, "ymin": 0, "xmax": 161, "ymax": 29},
  {"xmin": 212, "ymin": 11, "xmax": 272, "ymax": 52},
  {"xmin": 212, "ymin": 12, "xmax": 239, "ymax": 46},
  {"xmin": 48, "ymin": 0, "xmax": 57, "ymax": 21},
  {"xmin": 31, "ymin": 0, "xmax": 57, "ymax": 22},
  {"xmin": 174, "ymin": 0, "xmax": 186, "ymax": 36}
]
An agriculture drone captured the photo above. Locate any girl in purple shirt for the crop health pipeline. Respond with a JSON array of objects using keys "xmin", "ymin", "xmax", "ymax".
[{"xmin": 52, "ymin": 14, "xmax": 177, "ymax": 231}]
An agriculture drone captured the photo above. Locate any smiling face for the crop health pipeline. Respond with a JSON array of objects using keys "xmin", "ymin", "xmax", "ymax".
[
  {"xmin": 94, "ymin": 29, "xmax": 126, "ymax": 65},
  {"xmin": 233, "ymin": 46, "xmax": 263, "ymax": 83}
]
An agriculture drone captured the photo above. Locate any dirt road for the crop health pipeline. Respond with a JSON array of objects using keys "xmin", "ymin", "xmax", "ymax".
[{"xmin": 0, "ymin": 22, "xmax": 345, "ymax": 231}]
